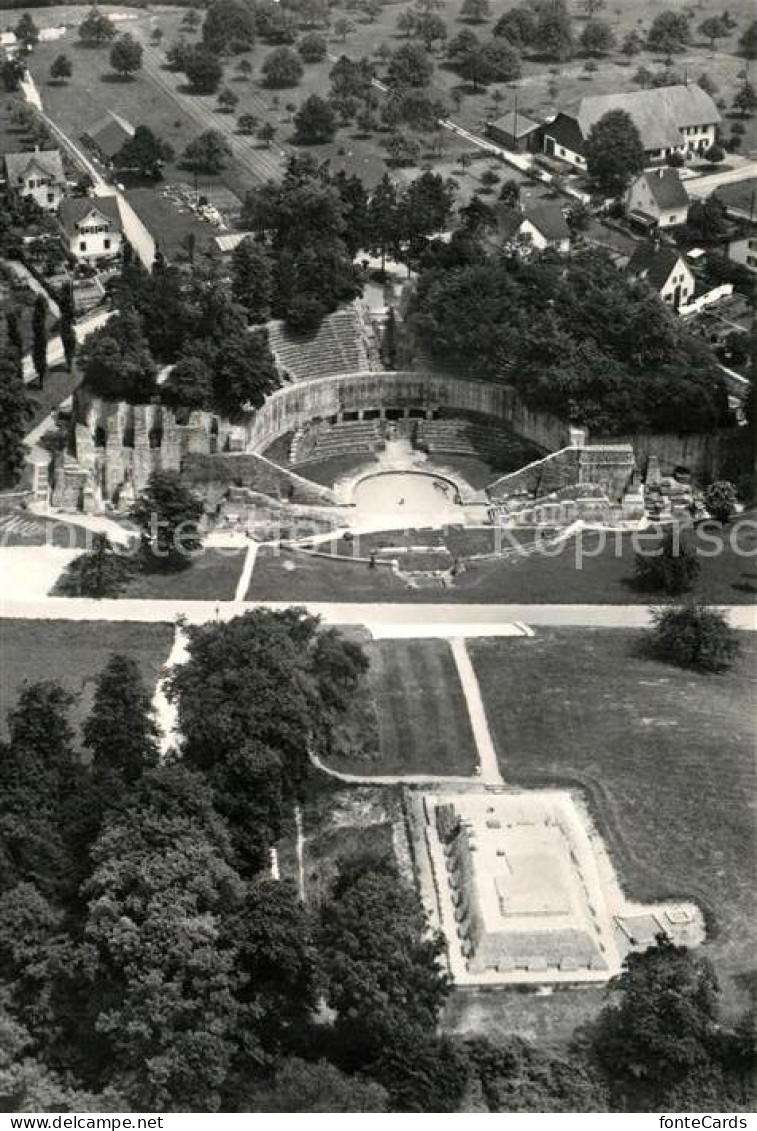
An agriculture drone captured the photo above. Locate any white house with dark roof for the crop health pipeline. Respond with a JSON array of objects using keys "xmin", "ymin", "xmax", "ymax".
[
  {"xmin": 625, "ymin": 167, "xmax": 690, "ymax": 230},
  {"xmin": 59, "ymin": 196, "xmax": 123, "ymax": 264},
  {"xmin": 519, "ymin": 202, "xmax": 571, "ymax": 253},
  {"xmin": 495, "ymin": 201, "xmax": 572, "ymax": 255},
  {"xmin": 626, "ymin": 242, "xmax": 695, "ymax": 310},
  {"xmin": 4, "ymin": 147, "xmax": 66, "ymax": 212},
  {"xmin": 542, "ymin": 85, "xmax": 720, "ymax": 171}
]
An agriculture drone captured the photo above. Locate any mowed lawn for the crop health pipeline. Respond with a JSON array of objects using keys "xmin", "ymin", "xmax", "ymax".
[
  {"xmin": 325, "ymin": 639, "xmax": 478, "ymax": 776},
  {"xmin": 470, "ymin": 629, "xmax": 756, "ymax": 1009},
  {"xmin": 249, "ymin": 525, "xmax": 757, "ymax": 604},
  {"xmin": 120, "ymin": 547, "xmax": 247, "ymax": 600},
  {"xmin": 0, "ymin": 619, "xmax": 174, "ymax": 739}
]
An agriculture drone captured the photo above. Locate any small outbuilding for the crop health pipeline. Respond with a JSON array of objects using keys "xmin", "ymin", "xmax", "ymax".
[{"xmin": 486, "ymin": 110, "xmax": 541, "ymax": 153}]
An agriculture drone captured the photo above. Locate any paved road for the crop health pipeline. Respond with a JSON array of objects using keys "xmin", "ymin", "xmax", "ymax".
[
  {"xmin": 137, "ymin": 38, "xmax": 288, "ymax": 186},
  {"xmin": 1, "ymin": 597, "xmax": 754, "ymax": 630},
  {"xmin": 685, "ymin": 161, "xmax": 757, "ymax": 200}
]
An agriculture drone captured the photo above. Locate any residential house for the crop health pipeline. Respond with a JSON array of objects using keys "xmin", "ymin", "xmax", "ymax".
[
  {"xmin": 519, "ymin": 202, "xmax": 571, "ymax": 253},
  {"xmin": 4, "ymin": 147, "xmax": 66, "ymax": 212},
  {"xmin": 713, "ymin": 178, "xmax": 756, "ymax": 223},
  {"xmin": 60, "ymin": 196, "xmax": 123, "ymax": 264},
  {"xmin": 495, "ymin": 201, "xmax": 572, "ymax": 254},
  {"xmin": 486, "ymin": 110, "xmax": 541, "ymax": 153},
  {"xmin": 626, "ymin": 242, "xmax": 695, "ymax": 310},
  {"xmin": 727, "ymin": 233, "xmax": 757, "ymax": 274},
  {"xmin": 82, "ymin": 112, "xmax": 135, "ymax": 166},
  {"xmin": 625, "ymin": 167, "xmax": 690, "ymax": 230},
  {"xmin": 542, "ymin": 85, "xmax": 720, "ymax": 171}
]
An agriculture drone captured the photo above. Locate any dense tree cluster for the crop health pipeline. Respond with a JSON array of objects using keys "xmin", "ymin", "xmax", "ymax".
[
  {"xmin": 87, "ymin": 246, "xmax": 280, "ymax": 417},
  {"xmin": 240, "ymin": 155, "xmax": 364, "ymax": 331},
  {"xmin": 407, "ymin": 241, "xmax": 730, "ymax": 436}
]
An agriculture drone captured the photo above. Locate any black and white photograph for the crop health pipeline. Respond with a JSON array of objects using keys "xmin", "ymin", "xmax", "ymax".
[{"xmin": 0, "ymin": 0, "xmax": 755, "ymax": 1119}]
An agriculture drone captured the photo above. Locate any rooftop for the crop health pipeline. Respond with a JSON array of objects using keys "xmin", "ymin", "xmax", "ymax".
[
  {"xmin": 641, "ymin": 167, "xmax": 690, "ymax": 211},
  {"xmin": 4, "ymin": 148, "xmax": 65, "ymax": 185},
  {"xmin": 523, "ymin": 201, "xmax": 571, "ymax": 242},
  {"xmin": 627, "ymin": 241, "xmax": 686, "ymax": 290},
  {"xmin": 489, "ymin": 110, "xmax": 541, "ymax": 138},
  {"xmin": 59, "ymin": 194, "xmax": 123, "ymax": 235},
  {"xmin": 83, "ymin": 112, "xmax": 134, "ymax": 159},
  {"xmin": 713, "ymin": 177, "xmax": 757, "ymax": 220},
  {"xmin": 576, "ymin": 84, "xmax": 720, "ymax": 153}
]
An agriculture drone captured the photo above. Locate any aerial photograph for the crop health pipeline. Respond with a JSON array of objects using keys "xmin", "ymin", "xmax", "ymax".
[{"xmin": 0, "ymin": 0, "xmax": 754, "ymax": 1118}]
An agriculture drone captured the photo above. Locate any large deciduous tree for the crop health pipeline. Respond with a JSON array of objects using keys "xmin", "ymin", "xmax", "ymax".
[
  {"xmin": 261, "ymin": 46, "xmax": 304, "ymax": 88},
  {"xmin": 647, "ymin": 11, "xmax": 689, "ymax": 53},
  {"xmin": 318, "ymin": 852, "xmax": 449, "ymax": 1063},
  {"xmin": 181, "ymin": 129, "xmax": 232, "ymax": 173},
  {"xmin": 109, "ymin": 33, "xmax": 143, "ymax": 78},
  {"xmin": 202, "ymin": 0, "xmax": 255, "ymax": 53},
  {"xmin": 584, "ymin": 109, "xmax": 645, "ymax": 196},
  {"xmin": 387, "ymin": 43, "xmax": 434, "ymax": 88},
  {"xmin": 293, "ymin": 94, "xmax": 337, "ymax": 143},
  {"xmin": 131, "ymin": 471, "xmax": 204, "ymax": 572},
  {"xmin": 114, "ymin": 125, "xmax": 174, "ymax": 178},
  {"xmin": 56, "ymin": 533, "xmax": 134, "ymax": 599},
  {"xmin": 231, "ymin": 239, "xmax": 273, "ymax": 322},
  {"xmin": 586, "ymin": 936, "xmax": 723, "ymax": 1109},
  {"xmin": 77, "ymin": 308, "xmax": 157, "ymax": 402},
  {"xmin": 183, "ymin": 46, "xmax": 224, "ymax": 93},
  {"xmin": 648, "ymin": 603, "xmax": 740, "ymax": 673},
  {"xmin": 78, "ymin": 5, "xmax": 116, "ymax": 47}
]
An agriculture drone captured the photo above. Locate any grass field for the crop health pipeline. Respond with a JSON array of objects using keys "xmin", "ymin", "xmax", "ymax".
[
  {"xmin": 470, "ymin": 629, "xmax": 756, "ymax": 1013},
  {"xmin": 249, "ymin": 523, "xmax": 757, "ymax": 604},
  {"xmin": 0, "ymin": 618, "xmax": 174, "ymax": 738},
  {"xmin": 324, "ymin": 638, "xmax": 478, "ymax": 775},
  {"xmin": 119, "ymin": 547, "xmax": 246, "ymax": 600}
]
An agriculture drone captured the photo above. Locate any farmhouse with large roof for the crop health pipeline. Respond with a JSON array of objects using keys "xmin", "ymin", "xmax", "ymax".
[{"xmin": 542, "ymin": 84, "xmax": 720, "ymax": 170}]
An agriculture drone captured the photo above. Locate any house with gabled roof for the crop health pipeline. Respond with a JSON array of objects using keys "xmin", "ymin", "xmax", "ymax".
[
  {"xmin": 82, "ymin": 112, "xmax": 135, "ymax": 165},
  {"xmin": 625, "ymin": 167, "xmax": 690, "ymax": 230},
  {"xmin": 4, "ymin": 147, "xmax": 66, "ymax": 212},
  {"xmin": 486, "ymin": 110, "xmax": 542, "ymax": 153},
  {"xmin": 494, "ymin": 201, "xmax": 572, "ymax": 255},
  {"xmin": 59, "ymin": 195, "xmax": 123, "ymax": 264},
  {"xmin": 542, "ymin": 85, "xmax": 720, "ymax": 172},
  {"xmin": 626, "ymin": 241, "xmax": 695, "ymax": 310}
]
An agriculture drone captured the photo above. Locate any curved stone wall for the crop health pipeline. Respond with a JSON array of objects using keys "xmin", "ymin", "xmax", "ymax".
[{"xmin": 244, "ymin": 371, "xmax": 581, "ymax": 455}]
